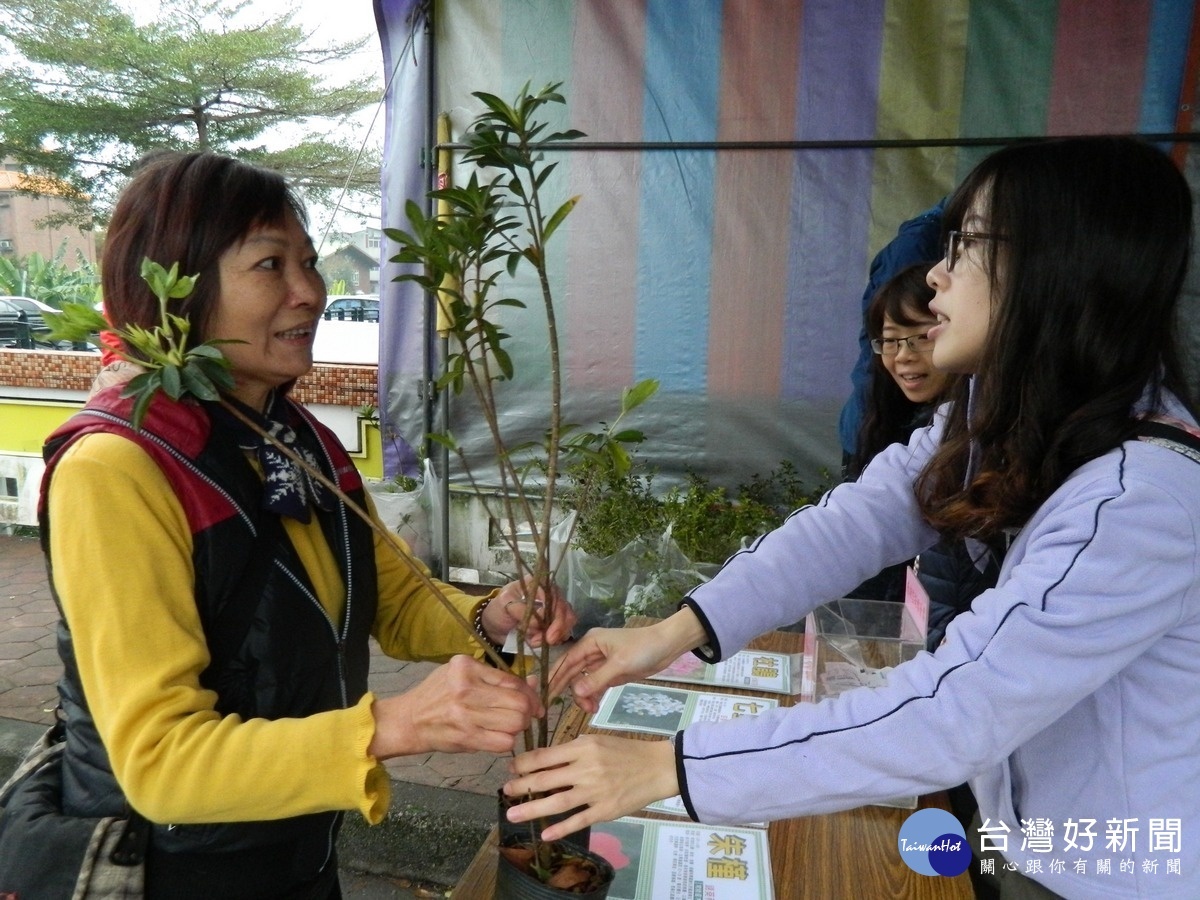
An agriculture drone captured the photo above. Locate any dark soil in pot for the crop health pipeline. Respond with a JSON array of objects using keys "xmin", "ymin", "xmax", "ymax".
[{"xmin": 496, "ymin": 837, "xmax": 615, "ymax": 899}]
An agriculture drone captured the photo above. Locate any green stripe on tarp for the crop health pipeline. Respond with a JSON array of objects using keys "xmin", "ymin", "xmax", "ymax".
[
  {"xmin": 957, "ymin": 0, "xmax": 1059, "ymax": 180},
  {"xmin": 869, "ymin": 0, "xmax": 970, "ymax": 257},
  {"xmin": 497, "ymin": 0, "xmax": 576, "ymax": 395}
]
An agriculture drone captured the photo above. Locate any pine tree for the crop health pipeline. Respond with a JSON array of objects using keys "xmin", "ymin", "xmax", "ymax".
[{"xmin": 0, "ymin": 0, "xmax": 381, "ymax": 225}]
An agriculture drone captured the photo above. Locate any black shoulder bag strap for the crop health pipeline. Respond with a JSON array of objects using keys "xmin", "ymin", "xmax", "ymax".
[{"xmin": 1137, "ymin": 420, "xmax": 1200, "ymax": 464}]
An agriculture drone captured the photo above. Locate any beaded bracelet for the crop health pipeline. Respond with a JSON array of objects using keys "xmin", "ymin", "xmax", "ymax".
[{"xmin": 472, "ymin": 597, "xmax": 504, "ymax": 652}]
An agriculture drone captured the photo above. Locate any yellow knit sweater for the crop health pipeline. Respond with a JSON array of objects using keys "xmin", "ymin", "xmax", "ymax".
[{"xmin": 48, "ymin": 431, "xmax": 486, "ymax": 827}]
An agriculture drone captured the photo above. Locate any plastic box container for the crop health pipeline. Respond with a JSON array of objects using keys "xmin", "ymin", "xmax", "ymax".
[
  {"xmin": 800, "ymin": 597, "xmax": 925, "ymax": 704},
  {"xmin": 800, "ymin": 592, "xmax": 928, "ymax": 810}
]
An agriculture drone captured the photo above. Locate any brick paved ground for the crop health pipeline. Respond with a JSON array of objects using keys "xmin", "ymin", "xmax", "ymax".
[{"xmin": 0, "ymin": 531, "xmax": 511, "ymax": 795}]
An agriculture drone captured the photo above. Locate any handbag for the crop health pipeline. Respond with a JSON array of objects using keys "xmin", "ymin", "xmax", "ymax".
[{"xmin": 0, "ymin": 720, "xmax": 149, "ymax": 899}]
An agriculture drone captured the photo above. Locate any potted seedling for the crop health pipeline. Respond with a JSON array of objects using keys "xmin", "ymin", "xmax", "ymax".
[{"xmin": 387, "ymin": 82, "xmax": 658, "ymax": 896}]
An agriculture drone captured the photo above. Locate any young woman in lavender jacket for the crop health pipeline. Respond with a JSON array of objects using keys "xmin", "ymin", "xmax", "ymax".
[{"xmin": 506, "ymin": 136, "xmax": 1200, "ymax": 899}]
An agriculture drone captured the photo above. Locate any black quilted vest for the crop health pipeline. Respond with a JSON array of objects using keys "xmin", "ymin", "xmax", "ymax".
[{"xmin": 38, "ymin": 388, "xmax": 378, "ymax": 886}]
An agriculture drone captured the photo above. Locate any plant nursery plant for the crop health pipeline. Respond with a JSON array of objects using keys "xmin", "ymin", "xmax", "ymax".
[{"xmin": 387, "ymin": 82, "xmax": 655, "ymax": 894}]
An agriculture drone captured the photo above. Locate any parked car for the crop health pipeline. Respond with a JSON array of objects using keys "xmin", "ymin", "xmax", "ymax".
[
  {"xmin": 1, "ymin": 295, "xmax": 57, "ymax": 313},
  {"xmin": 0, "ymin": 297, "xmax": 20, "ymax": 343},
  {"xmin": 0, "ymin": 297, "xmax": 94, "ymax": 351},
  {"xmin": 324, "ymin": 294, "xmax": 379, "ymax": 322},
  {"xmin": 0, "ymin": 296, "xmax": 54, "ymax": 333}
]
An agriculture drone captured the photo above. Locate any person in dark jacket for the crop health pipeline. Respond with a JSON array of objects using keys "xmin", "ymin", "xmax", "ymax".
[
  {"xmin": 844, "ymin": 262, "xmax": 950, "ymax": 606},
  {"xmin": 844, "ymin": 263, "xmax": 999, "ymax": 652},
  {"xmin": 845, "ymin": 261, "xmax": 954, "ymax": 480},
  {"xmin": 838, "ymin": 198, "xmax": 945, "ymax": 462}
]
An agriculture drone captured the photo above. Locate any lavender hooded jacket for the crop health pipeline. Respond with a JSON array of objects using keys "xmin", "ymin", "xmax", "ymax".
[{"xmin": 677, "ymin": 387, "xmax": 1200, "ymax": 898}]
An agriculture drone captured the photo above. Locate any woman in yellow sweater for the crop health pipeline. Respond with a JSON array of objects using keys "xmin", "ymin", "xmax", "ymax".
[{"xmin": 38, "ymin": 151, "xmax": 575, "ymax": 898}]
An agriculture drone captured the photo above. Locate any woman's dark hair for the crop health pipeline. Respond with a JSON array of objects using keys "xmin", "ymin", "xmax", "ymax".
[
  {"xmin": 917, "ymin": 136, "xmax": 1195, "ymax": 541},
  {"xmin": 102, "ymin": 152, "xmax": 307, "ymax": 353},
  {"xmin": 847, "ymin": 262, "xmax": 959, "ymax": 478}
]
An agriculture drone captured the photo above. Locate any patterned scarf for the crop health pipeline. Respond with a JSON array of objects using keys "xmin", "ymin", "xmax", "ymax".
[{"xmin": 217, "ymin": 394, "xmax": 336, "ymax": 523}]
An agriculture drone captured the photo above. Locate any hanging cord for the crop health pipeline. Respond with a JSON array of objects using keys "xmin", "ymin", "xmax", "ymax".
[{"xmin": 314, "ymin": 3, "xmax": 424, "ymax": 254}]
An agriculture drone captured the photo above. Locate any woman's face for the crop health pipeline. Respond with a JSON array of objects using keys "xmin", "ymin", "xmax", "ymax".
[
  {"xmin": 879, "ymin": 309, "xmax": 950, "ymax": 404},
  {"xmin": 208, "ymin": 210, "xmax": 326, "ymax": 410},
  {"xmin": 926, "ymin": 197, "xmax": 996, "ymax": 374}
]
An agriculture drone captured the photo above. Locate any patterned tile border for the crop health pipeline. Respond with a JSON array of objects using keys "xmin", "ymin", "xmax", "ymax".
[{"xmin": 0, "ymin": 348, "xmax": 378, "ymax": 407}]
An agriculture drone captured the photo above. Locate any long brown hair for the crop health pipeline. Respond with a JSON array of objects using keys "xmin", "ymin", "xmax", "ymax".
[{"xmin": 916, "ymin": 137, "xmax": 1194, "ymax": 542}]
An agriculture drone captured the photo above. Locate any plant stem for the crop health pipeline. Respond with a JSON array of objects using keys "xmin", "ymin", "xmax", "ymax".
[{"xmin": 219, "ymin": 399, "xmax": 510, "ymax": 671}]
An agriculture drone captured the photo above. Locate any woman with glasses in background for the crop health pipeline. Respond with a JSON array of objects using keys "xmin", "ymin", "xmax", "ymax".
[
  {"xmin": 847, "ymin": 261, "xmax": 955, "ymax": 482},
  {"xmin": 507, "ymin": 136, "xmax": 1200, "ymax": 898},
  {"xmin": 843, "ymin": 263, "xmax": 953, "ymax": 605},
  {"xmin": 844, "ymin": 263, "xmax": 994, "ymax": 657}
]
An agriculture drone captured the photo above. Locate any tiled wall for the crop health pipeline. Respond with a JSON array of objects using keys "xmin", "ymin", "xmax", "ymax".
[
  {"xmin": 0, "ymin": 348, "xmax": 100, "ymax": 391},
  {"xmin": 0, "ymin": 348, "xmax": 378, "ymax": 406},
  {"xmin": 292, "ymin": 363, "xmax": 379, "ymax": 408}
]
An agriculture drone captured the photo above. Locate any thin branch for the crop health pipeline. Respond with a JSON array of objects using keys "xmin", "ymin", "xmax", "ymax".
[{"xmin": 220, "ymin": 399, "xmax": 510, "ymax": 671}]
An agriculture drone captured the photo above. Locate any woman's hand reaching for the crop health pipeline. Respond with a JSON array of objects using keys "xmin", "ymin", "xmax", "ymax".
[
  {"xmin": 547, "ymin": 607, "xmax": 710, "ymax": 712},
  {"xmin": 481, "ymin": 576, "xmax": 578, "ymax": 648},
  {"xmin": 504, "ymin": 735, "xmax": 679, "ymax": 842}
]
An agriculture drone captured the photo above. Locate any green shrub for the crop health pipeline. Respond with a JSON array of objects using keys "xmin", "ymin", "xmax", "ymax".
[
  {"xmin": 560, "ymin": 458, "xmax": 830, "ymax": 621},
  {"xmin": 564, "ymin": 458, "xmax": 830, "ymax": 565}
]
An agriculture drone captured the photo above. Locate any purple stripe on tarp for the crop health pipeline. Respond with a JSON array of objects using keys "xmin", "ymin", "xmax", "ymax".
[
  {"xmin": 782, "ymin": 0, "xmax": 885, "ymax": 403},
  {"xmin": 1139, "ymin": 0, "xmax": 1196, "ymax": 132},
  {"xmin": 376, "ymin": 0, "xmax": 432, "ymax": 477}
]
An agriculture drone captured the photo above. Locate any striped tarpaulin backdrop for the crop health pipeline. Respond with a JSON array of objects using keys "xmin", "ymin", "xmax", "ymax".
[{"xmin": 374, "ymin": 0, "xmax": 1200, "ymax": 488}]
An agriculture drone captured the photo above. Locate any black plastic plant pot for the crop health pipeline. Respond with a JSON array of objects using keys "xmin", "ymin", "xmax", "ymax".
[
  {"xmin": 495, "ymin": 838, "xmax": 615, "ymax": 900},
  {"xmin": 497, "ymin": 789, "xmax": 591, "ymax": 854}
]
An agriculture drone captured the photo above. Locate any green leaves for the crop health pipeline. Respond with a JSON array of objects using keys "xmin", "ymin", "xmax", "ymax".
[
  {"xmin": 0, "ymin": 246, "xmax": 98, "ymax": 307},
  {"xmin": 41, "ymin": 302, "xmax": 108, "ymax": 343},
  {"xmin": 115, "ymin": 259, "xmax": 237, "ymax": 427},
  {"xmin": 463, "ymin": 82, "xmax": 585, "ymax": 176},
  {"xmin": 53, "ymin": 257, "xmax": 235, "ymax": 428},
  {"xmin": 387, "ymin": 84, "xmax": 587, "ymax": 404},
  {"xmin": 140, "ymin": 258, "xmax": 197, "ymax": 302},
  {"xmin": 542, "ymin": 196, "xmax": 578, "ymax": 245},
  {"xmin": 622, "ymin": 379, "xmax": 659, "ymax": 416},
  {"xmin": 560, "ymin": 379, "xmax": 660, "ymax": 479}
]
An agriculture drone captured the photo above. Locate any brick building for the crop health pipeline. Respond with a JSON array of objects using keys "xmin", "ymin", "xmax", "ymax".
[{"xmin": 0, "ymin": 164, "xmax": 97, "ymax": 266}]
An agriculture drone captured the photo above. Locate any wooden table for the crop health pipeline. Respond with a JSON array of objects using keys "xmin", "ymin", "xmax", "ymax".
[{"xmin": 452, "ymin": 621, "xmax": 974, "ymax": 899}]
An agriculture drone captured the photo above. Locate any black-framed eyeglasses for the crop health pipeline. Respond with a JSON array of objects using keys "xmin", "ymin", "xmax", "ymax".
[
  {"xmin": 945, "ymin": 230, "xmax": 1005, "ymax": 272},
  {"xmin": 870, "ymin": 333, "xmax": 934, "ymax": 355}
]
